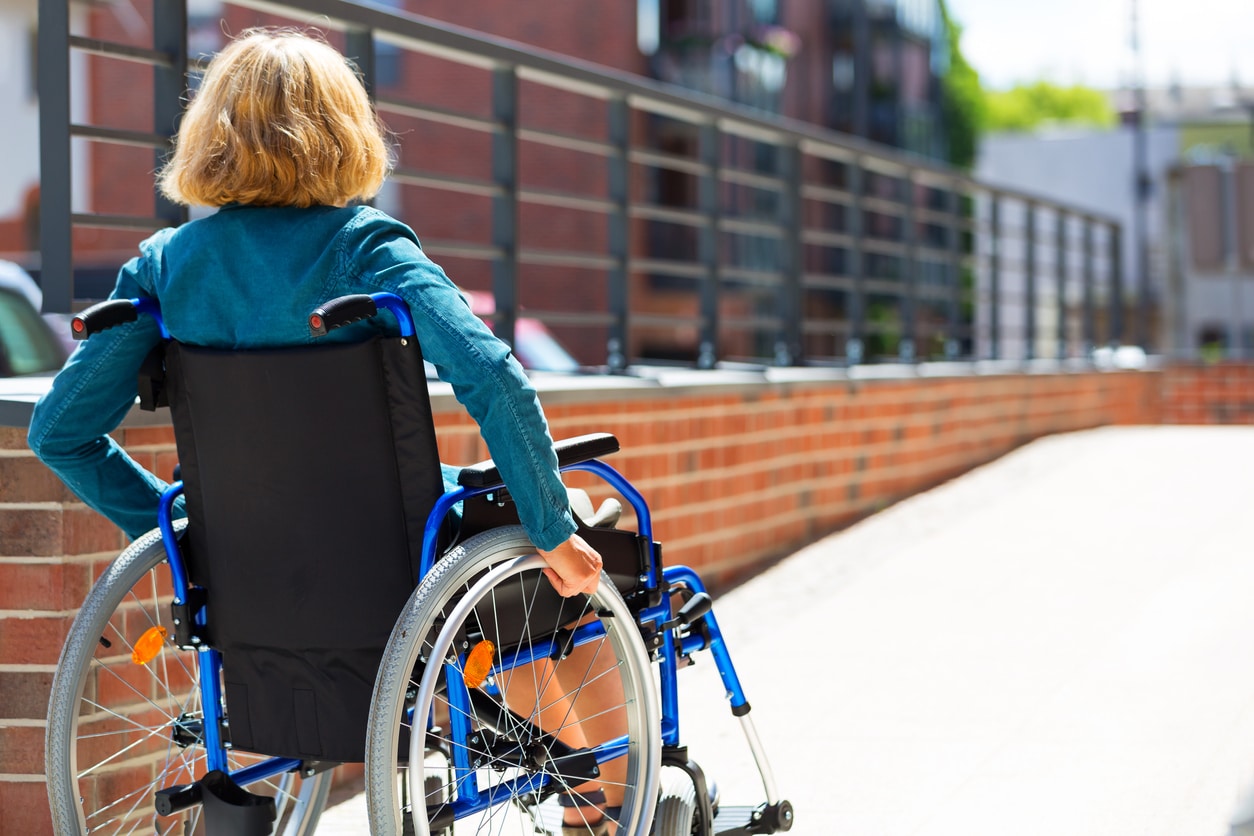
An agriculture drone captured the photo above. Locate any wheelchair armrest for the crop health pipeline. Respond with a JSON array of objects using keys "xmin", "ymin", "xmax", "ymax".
[{"xmin": 457, "ymin": 432, "xmax": 620, "ymax": 489}]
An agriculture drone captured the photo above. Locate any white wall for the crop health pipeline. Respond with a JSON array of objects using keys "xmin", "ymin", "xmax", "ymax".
[
  {"xmin": 0, "ymin": 0, "xmax": 39, "ymax": 221},
  {"xmin": 976, "ymin": 126, "xmax": 1180, "ymax": 353}
]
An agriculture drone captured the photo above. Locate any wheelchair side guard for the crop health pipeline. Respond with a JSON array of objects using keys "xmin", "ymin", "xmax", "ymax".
[{"xmin": 171, "ymin": 586, "xmax": 209, "ymax": 649}]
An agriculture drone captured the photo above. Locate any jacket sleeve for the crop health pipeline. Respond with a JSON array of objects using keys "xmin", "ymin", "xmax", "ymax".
[
  {"xmin": 27, "ymin": 241, "xmax": 172, "ymax": 540},
  {"xmin": 345, "ymin": 211, "xmax": 577, "ymax": 551}
]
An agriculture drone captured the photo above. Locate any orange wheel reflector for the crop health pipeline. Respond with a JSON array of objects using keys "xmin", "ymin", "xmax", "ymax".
[
  {"xmin": 463, "ymin": 640, "xmax": 496, "ymax": 689},
  {"xmin": 131, "ymin": 626, "xmax": 168, "ymax": 665}
]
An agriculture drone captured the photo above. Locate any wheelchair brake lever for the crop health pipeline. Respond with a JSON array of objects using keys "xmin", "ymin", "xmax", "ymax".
[{"xmin": 660, "ymin": 591, "xmax": 713, "ymax": 633}]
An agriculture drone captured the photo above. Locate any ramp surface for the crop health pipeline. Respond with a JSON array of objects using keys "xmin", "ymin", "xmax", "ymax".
[{"xmin": 321, "ymin": 426, "xmax": 1254, "ymax": 836}]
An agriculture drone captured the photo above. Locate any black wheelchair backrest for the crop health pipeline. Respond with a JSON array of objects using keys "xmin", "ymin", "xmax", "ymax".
[{"xmin": 164, "ymin": 335, "xmax": 444, "ymax": 762}]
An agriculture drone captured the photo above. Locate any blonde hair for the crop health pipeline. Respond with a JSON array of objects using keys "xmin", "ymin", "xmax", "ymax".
[{"xmin": 159, "ymin": 28, "xmax": 390, "ymax": 208}]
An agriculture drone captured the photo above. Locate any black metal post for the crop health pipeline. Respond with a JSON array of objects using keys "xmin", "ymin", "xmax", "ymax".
[
  {"xmin": 946, "ymin": 182, "xmax": 963, "ymax": 360},
  {"xmin": 697, "ymin": 122, "xmax": 721, "ymax": 368},
  {"xmin": 1024, "ymin": 201, "xmax": 1036, "ymax": 361},
  {"xmin": 847, "ymin": 157, "xmax": 865, "ymax": 364},
  {"xmin": 37, "ymin": 0, "xmax": 73, "ymax": 312},
  {"xmin": 900, "ymin": 170, "xmax": 917, "ymax": 362},
  {"xmin": 1109, "ymin": 221, "xmax": 1124, "ymax": 344},
  {"xmin": 1082, "ymin": 219, "xmax": 1095, "ymax": 354},
  {"xmin": 606, "ymin": 96, "xmax": 630, "ymax": 371},
  {"xmin": 153, "ymin": 0, "xmax": 188, "ymax": 230},
  {"xmin": 988, "ymin": 193, "xmax": 1001, "ymax": 360},
  {"xmin": 777, "ymin": 141, "xmax": 803, "ymax": 366},
  {"xmin": 491, "ymin": 65, "xmax": 519, "ymax": 349},
  {"xmin": 1056, "ymin": 210, "xmax": 1067, "ymax": 359}
]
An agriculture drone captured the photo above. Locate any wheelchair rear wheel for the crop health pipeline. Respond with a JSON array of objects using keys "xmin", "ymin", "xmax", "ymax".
[
  {"xmin": 366, "ymin": 526, "xmax": 661, "ymax": 835},
  {"xmin": 45, "ymin": 525, "xmax": 331, "ymax": 836}
]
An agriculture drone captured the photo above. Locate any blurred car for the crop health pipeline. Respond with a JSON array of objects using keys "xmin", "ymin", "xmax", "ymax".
[
  {"xmin": 0, "ymin": 262, "xmax": 69, "ymax": 377},
  {"xmin": 461, "ymin": 290, "xmax": 580, "ymax": 373}
]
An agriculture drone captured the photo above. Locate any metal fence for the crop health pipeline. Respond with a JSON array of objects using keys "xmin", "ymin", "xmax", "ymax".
[{"xmin": 38, "ymin": 0, "xmax": 1130, "ymax": 369}]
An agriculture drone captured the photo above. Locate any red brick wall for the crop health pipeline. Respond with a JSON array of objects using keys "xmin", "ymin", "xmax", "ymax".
[
  {"xmin": 0, "ymin": 367, "xmax": 1165, "ymax": 833},
  {"xmin": 15, "ymin": 362, "xmax": 1254, "ymax": 830},
  {"xmin": 1162, "ymin": 363, "xmax": 1254, "ymax": 425}
]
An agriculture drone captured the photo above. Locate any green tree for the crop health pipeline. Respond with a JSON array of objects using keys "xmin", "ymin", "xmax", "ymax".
[
  {"xmin": 983, "ymin": 81, "xmax": 1117, "ymax": 133},
  {"xmin": 939, "ymin": 0, "xmax": 984, "ymax": 169}
]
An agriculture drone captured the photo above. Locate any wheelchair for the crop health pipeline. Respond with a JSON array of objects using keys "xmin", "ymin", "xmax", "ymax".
[{"xmin": 43, "ymin": 292, "xmax": 794, "ymax": 836}]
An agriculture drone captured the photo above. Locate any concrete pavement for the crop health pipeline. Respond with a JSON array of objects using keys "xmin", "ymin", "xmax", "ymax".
[{"xmin": 319, "ymin": 426, "xmax": 1254, "ymax": 835}]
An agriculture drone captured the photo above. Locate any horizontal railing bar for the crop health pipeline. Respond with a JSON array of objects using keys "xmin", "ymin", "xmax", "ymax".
[
  {"xmin": 517, "ymin": 65, "xmax": 615, "ymax": 100},
  {"xmin": 70, "ymin": 124, "xmax": 167, "ymax": 149},
  {"xmin": 375, "ymin": 96, "xmax": 499, "ymax": 134},
  {"xmin": 628, "ymin": 149, "xmax": 710, "ymax": 177},
  {"xmin": 389, "ymin": 167, "xmax": 502, "ymax": 198},
  {"xmin": 629, "ymin": 204, "xmax": 708, "ymax": 227},
  {"xmin": 862, "ymin": 238, "xmax": 908, "ymax": 257},
  {"xmin": 721, "ymin": 314, "xmax": 782, "ymax": 329},
  {"xmin": 799, "ymin": 138, "xmax": 858, "ymax": 163},
  {"xmin": 801, "ymin": 272, "xmax": 855, "ymax": 290},
  {"xmin": 863, "ymin": 278, "xmax": 907, "ymax": 294},
  {"xmin": 861, "ymin": 156, "xmax": 911, "ymax": 176},
  {"xmin": 717, "ymin": 117, "xmax": 787, "ymax": 144},
  {"xmin": 915, "ymin": 244, "xmax": 962, "ymax": 263},
  {"xmin": 801, "ymin": 229, "xmax": 855, "ymax": 249},
  {"xmin": 720, "ymin": 168, "xmax": 785, "ymax": 192},
  {"xmin": 801, "ymin": 183, "xmax": 854, "ymax": 206},
  {"xmin": 627, "ymin": 312, "xmax": 707, "ymax": 328},
  {"xmin": 71, "ymin": 213, "xmax": 166, "ymax": 231},
  {"xmin": 912, "ymin": 169, "xmax": 965, "ymax": 189},
  {"xmin": 627, "ymin": 93, "xmax": 714, "ymax": 125},
  {"xmin": 719, "ymin": 217, "xmax": 784, "ymax": 238},
  {"xmin": 915, "ymin": 206, "xmax": 958, "ymax": 225},
  {"xmin": 519, "ymin": 187, "xmax": 614, "ymax": 214},
  {"xmin": 69, "ymin": 35, "xmax": 175, "ymax": 67},
  {"xmin": 523, "ymin": 309, "xmax": 617, "ymax": 326},
  {"xmin": 421, "ymin": 240, "xmax": 501, "ymax": 260},
  {"xmin": 915, "ymin": 285, "xmax": 961, "ymax": 301},
  {"xmin": 861, "ymin": 195, "xmax": 908, "ymax": 217},
  {"xmin": 801, "ymin": 320, "xmax": 851, "ymax": 333},
  {"xmin": 518, "ymin": 248, "xmax": 616, "ymax": 270},
  {"xmin": 721, "ymin": 266, "xmax": 782, "ymax": 285},
  {"xmin": 628, "ymin": 258, "xmax": 707, "ymax": 279},
  {"xmin": 517, "ymin": 127, "xmax": 613, "ymax": 158}
]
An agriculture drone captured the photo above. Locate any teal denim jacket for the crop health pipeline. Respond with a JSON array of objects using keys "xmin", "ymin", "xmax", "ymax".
[{"xmin": 27, "ymin": 204, "xmax": 577, "ymax": 550}]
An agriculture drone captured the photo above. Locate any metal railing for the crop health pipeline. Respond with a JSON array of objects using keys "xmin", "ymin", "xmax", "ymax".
[{"xmin": 38, "ymin": 0, "xmax": 1130, "ymax": 369}]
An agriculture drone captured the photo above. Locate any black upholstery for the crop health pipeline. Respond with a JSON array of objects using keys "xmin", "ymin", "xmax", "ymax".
[{"xmin": 164, "ymin": 336, "xmax": 444, "ymax": 762}]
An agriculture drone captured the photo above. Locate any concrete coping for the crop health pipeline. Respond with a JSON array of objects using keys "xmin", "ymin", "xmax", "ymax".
[{"xmin": 2, "ymin": 356, "xmax": 1150, "ymax": 431}]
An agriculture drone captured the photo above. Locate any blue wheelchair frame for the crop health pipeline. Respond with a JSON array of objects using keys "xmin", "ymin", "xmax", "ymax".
[{"xmin": 124, "ymin": 292, "xmax": 771, "ymax": 828}]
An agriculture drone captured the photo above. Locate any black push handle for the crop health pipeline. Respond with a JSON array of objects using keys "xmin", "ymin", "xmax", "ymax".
[
  {"xmin": 309, "ymin": 294, "xmax": 378, "ymax": 337},
  {"xmin": 71, "ymin": 299, "xmax": 142, "ymax": 340}
]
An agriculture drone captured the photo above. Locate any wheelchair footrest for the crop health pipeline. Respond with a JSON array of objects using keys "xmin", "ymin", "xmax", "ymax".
[{"xmin": 713, "ymin": 800, "xmax": 795, "ymax": 835}]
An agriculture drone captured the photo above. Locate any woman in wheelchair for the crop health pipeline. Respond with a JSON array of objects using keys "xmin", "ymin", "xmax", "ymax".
[
  {"xmin": 29, "ymin": 26, "xmax": 626, "ymax": 835},
  {"xmin": 33, "ymin": 26, "xmax": 791, "ymax": 836}
]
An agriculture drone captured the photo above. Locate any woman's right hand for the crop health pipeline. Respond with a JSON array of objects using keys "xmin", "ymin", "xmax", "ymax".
[{"xmin": 537, "ymin": 533, "xmax": 603, "ymax": 597}]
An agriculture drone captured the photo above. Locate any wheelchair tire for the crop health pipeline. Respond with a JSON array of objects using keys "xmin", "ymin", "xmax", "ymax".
[
  {"xmin": 45, "ymin": 524, "xmax": 332, "ymax": 836},
  {"xmin": 366, "ymin": 526, "xmax": 661, "ymax": 835}
]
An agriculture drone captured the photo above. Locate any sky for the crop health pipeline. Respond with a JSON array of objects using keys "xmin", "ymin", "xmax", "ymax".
[{"xmin": 943, "ymin": 0, "xmax": 1254, "ymax": 91}]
